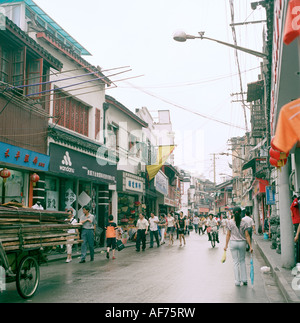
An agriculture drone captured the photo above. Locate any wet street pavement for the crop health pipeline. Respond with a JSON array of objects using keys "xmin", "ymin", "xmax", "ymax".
[{"xmin": 0, "ymin": 231, "xmax": 286, "ymax": 303}]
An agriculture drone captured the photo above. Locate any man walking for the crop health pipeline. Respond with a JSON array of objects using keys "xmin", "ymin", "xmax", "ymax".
[
  {"xmin": 79, "ymin": 205, "xmax": 96, "ymax": 263},
  {"xmin": 193, "ymin": 215, "xmax": 199, "ymax": 233},
  {"xmin": 177, "ymin": 211, "xmax": 186, "ymax": 247},
  {"xmin": 149, "ymin": 212, "xmax": 160, "ymax": 248},
  {"xmin": 136, "ymin": 213, "xmax": 149, "ymax": 252}
]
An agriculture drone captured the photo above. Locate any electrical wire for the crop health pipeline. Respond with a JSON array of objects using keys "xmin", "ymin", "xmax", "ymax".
[
  {"xmin": 229, "ymin": 0, "xmax": 249, "ymax": 133},
  {"xmin": 125, "ymin": 81, "xmax": 246, "ymax": 130},
  {"xmin": 25, "ymin": 68, "xmax": 132, "ymax": 97},
  {"xmin": 117, "ymin": 65, "xmax": 263, "ymax": 90},
  {"xmin": 8, "ymin": 65, "xmax": 130, "ymax": 91}
]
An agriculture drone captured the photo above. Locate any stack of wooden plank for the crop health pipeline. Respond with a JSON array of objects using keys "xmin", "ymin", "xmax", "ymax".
[{"xmin": 0, "ymin": 206, "xmax": 82, "ymax": 251}]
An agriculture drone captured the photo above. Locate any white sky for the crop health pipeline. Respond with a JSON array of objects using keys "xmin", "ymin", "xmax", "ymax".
[{"xmin": 35, "ymin": 0, "xmax": 267, "ymax": 183}]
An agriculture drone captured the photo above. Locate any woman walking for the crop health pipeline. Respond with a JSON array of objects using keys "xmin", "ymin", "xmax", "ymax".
[
  {"xmin": 159, "ymin": 214, "xmax": 167, "ymax": 245},
  {"xmin": 166, "ymin": 213, "xmax": 176, "ymax": 245},
  {"xmin": 224, "ymin": 206, "xmax": 253, "ymax": 286}
]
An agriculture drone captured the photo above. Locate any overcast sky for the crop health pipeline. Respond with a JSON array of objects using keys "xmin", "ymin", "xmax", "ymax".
[{"xmin": 35, "ymin": 0, "xmax": 266, "ymax": 183}]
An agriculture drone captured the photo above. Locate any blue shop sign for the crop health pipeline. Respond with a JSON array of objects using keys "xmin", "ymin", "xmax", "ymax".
[
  {"xmin": 0, "ymin": 141, "xmax": 50, "ymax": 171},
  {"xmin": 266, "ymin": 186, "xmax": 276, "ymax": 205}
]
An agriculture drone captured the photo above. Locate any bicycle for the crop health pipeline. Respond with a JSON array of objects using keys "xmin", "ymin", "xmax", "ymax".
[
  {"xmin": 211, "ymin": 230, "xmax": 217, "ymax": 248},
  {"xmin": 208, "ymin": 226, "xmax": 218, "ymax": 248}
]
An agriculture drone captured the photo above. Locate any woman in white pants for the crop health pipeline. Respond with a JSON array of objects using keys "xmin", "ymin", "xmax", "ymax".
[
  {"xmin": 159, "ymin": 214, "xmax": 167, "ymax": 244},
  {"xmin": 224, "ymin": 207, "xmax": 253, "ymax": 286}
]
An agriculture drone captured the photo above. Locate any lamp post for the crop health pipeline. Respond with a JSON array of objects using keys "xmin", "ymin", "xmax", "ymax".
[
  {"xmin": 173, "ymin": 31, "xmax": 268, "ymax": 59},
  {"xmin": 218, "ymin": 152, "xmax": 247, "ymax": 162}
]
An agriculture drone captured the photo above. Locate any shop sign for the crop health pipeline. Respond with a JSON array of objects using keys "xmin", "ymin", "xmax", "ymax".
[
  {"xmin": 49, "ymin": 143, "xmax": 117, "ymax": 184},
  {"xmin": 253, "ymin": 178, "xmax": 269, "ymax": 197},
  {"xmin": 270, "ymin": 0, "xmax": 285, "ymax": 135},
  {"xmin": 199, "ymin": 207, "xmax": 210, "ymax": 213},
  {"xmin": 266, "ymin": 186, "xmax": 276, "ymax": 205},
  {"xmin": 155, "ymin": 170, "xmax": 168, "ymax": 196},
  {"xmin": 0, "ymin": 141, "xmax": 50, "ymax": 171},
  {"xmin": 164, "ymin": 197, "xmax": 179, "ymax": 208},
  {"xmin": 125, "ymin": 177, "xmax": 143, "ymax": 193},
  {"xmin": 118, "ymin": 171, "xmax": 145, "ymax": 194}
]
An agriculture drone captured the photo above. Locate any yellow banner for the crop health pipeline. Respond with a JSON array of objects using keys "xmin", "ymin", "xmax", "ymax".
[{"xmin": 146, "ymin": 145, "xmax": 175, "ymax": 181}]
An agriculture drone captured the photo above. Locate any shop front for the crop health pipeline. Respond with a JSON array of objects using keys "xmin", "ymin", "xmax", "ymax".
[
  {"xmin": 0, "ymin": 141, "xmax": 50, "ymax": 207},
  {"xmin": 252, "ymin": 178, "xmax": 269, "ymax": 233},
  {"xmin": 48, "ymin": 143, "xmax": 117, "ymax": 245},
  {"xmin": 117, "ymin": 171, "xmax": 145, "ymax": 231},
  {"xmin": 155, "ymin": 170, "xmax": 168, "ymax": 216}
]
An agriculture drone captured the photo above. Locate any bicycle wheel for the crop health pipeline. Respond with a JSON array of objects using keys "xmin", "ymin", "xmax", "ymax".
[
  {"xmin": 16, "ymin": 256, "xmax": 40, "ymax": 299},
  {"xmin": 211, "ymin": 232, "xmax": 216, "ymax": 248}
]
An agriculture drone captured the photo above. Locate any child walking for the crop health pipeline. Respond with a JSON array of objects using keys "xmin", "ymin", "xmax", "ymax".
[{"xmin": 105, "ymin": 215, "xmax": 118, "ymax": 260}]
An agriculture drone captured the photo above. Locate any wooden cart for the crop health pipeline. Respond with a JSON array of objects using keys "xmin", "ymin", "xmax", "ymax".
[{"xmin": 0, "ymin": 206, "xmax": 82, "ymax": 299}]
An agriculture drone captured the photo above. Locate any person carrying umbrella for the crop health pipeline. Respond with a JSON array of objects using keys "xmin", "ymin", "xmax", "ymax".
[{"xmin": 224, "ymin": 206, "xmax": 253, "ymax": 286}]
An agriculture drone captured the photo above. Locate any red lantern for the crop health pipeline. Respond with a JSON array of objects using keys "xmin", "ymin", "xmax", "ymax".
[
  {"xmin": 0, "ymin": 168, "xmax": 11, "ymax": 183},
  {"xmin": 30, "ymin": 173, "xmax": 40, "ymax": 186},
  {"xmin": 269, "ymin": 137, "xmax": 289, "ymax": 170}
]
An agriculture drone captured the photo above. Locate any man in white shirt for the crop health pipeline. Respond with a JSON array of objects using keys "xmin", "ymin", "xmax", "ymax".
[
  {"xmin": 207, "ymin": 214, "xmax": 219, "ymax": 243},
  {"xmin": 193, "ymin": 215, "xmax": 200, "ymax": 233},
  {"xmin": 149, "ymin": 212, "xmax": 160, "ymax": 248},
  {"xmin": 243, "ymin": 210, "xmax": 255, "ymax": 251},
  {"xmin": 136, "ymin": 213, "xmax": 149, "ymax": 252}
]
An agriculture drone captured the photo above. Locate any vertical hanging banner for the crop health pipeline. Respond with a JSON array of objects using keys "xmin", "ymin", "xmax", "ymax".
[
  {"xmin": 146, "ymin": 145, "xmax": 175, "ymax": 181},
  {"xmin": 283, "ymin": 0, "xmax": 300, "ymax": 45}
]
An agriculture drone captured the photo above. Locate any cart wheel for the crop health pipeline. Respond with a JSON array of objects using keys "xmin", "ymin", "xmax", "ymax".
[{"xmin": 16, "ymin": 256, "xmax": 40, "ymax": 299}]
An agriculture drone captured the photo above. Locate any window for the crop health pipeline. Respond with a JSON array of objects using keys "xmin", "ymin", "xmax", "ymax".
[
  {"xmin": 13, "ymin": 48, "xmax": 25, "ymax": 87},
  {"xmin": 0, "ymin": 170, "xmax": 26, "ymax": 204},
  {"xmin": 107, "ymin": 123, "xmax": 119, "ymax": 154},
  {"xmin": 0, "ymin": 45, "xmax": 46, "ymax": 100},
  {"xmin": 27, "ymin": 58, "xmax": 43, "ymax": 97},
  {"xmin": 129, "ymin": 134, "xmax": 141, "ymax": 157},
  {"xmin": 45, "ymin": 176, "xmax": 59, "ymax": 211},
  {"xmin": 53, "ymin": 90, "xmax": 89, "ymax": 136},
  {"xmin": 95, "ymin": 108, "xmax": 101, "ymax": 140},
  {"xmin": 0, "ymin": 47, "xmax": 9, "ymax": 83}
]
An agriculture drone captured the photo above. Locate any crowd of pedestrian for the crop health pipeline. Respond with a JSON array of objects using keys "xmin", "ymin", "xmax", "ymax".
[{"xmin": 64, "ymin": 205, "xmax": 257, "ymax": 287}]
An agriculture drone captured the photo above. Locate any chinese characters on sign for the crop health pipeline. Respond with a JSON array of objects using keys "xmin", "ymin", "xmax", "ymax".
[{"xmin": 0, "ymin": 142, "xmax": 50, "ymax": 171}]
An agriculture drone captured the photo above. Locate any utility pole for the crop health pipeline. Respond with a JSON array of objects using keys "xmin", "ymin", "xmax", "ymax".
[
  {"xmin": 209, "ymin": 154, "xmax": 217, "ymax": 185},
  {"xmin": 209, "ymin": 153, "xmax": 216, "ymax": 185}
]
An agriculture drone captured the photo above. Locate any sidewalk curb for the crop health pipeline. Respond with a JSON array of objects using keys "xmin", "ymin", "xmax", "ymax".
[{"xmin": 254, "ymin": 237, "xmax": 300, "ymax": 303}]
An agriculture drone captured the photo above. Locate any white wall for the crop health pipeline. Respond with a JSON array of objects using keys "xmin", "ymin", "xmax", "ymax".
[{"xmin": 106, "ymin": 104, "xmax": 145, "ymax": 175}]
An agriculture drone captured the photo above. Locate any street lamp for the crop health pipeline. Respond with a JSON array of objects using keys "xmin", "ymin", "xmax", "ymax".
[
  {"xmin": 218, "ymin": 152, "xmax": 247, "ymax": 162},
  {"xmin": 173, "ymin": 31, "xmax": 268, "ymax": 59}
]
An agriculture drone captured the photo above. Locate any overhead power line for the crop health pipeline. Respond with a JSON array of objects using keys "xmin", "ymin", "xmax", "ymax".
[{"xmin": 126, "ymin": 82, "xmax": 246, "ymax": 130}]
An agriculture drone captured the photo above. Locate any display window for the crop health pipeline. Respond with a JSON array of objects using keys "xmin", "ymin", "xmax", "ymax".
[
  {"xmin": 77, "ymin": 181, "xmax": 92, "ymax": 219},
  {"xmin": 0, "ymin": 169, "xmax": 27, "ymax": 205},
  {"xmin": 45, "ymin": 176, "xmax": 59, "ymax": 211}
]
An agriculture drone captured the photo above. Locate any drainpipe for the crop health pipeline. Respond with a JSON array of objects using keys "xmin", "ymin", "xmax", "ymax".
[{"xmin": 103, "ymin": 102, "xmax": 109, "ymax": 145}]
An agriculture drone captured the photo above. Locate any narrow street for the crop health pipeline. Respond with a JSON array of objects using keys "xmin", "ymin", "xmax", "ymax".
[{"xmin": 0, "ymin": 231, "xmax": 285, "ymax": 303}]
